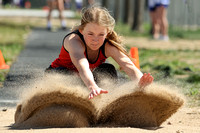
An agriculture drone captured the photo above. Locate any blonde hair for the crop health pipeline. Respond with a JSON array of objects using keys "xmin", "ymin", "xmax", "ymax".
[{"xmin": 72, "ymin": 5, "xmax": 131, "ymax": 58}]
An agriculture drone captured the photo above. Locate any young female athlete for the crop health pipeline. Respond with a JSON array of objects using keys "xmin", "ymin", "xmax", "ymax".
[{"xmin": 46, "ymin": 6, "xmax": 154, "ymax": 99}]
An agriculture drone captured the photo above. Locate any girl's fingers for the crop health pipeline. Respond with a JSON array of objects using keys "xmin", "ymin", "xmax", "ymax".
[
  {"xmin": 148, "ymin": 74, "xmax": 154, "ymax": 83},
  {"xmin": 96, "ymin": 89, "xmax": 101, "ymax": 95},
  {"xmin": 139, "ymin": 73, "xmax": 154, "ymax": 89},
  {"xmin": 89, "ymin": 93, "xmax": 94, "ymax": 99},
  {"xmin": 100, "ymin": 89, "xmax": 108, "ymax": 94},
  {"xmin": 150, "ymin": 77, "xmax": 154, "ymax": 82},
  {"xmin": 142, "ymin": 73, "xmax": 146, "ymax": 79},
  {"xmin": 93, "ymin": 90, "xmax": 97, "ymax": 96},
  {"xmin": 89, "ymin": 89, "xmax": 108, "ymax": 100}
]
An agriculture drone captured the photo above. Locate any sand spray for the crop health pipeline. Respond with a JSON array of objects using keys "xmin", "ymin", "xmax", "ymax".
[{"xmin": 12, "ymin": 73, "xmax": 185, "ymax": 128}]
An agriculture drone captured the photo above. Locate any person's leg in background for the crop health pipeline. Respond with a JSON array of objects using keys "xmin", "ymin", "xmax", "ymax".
[
  {"xmin": 57, "ymin": 0, "xmax": 67, "ymax": 30},
  {"xmin": 156, "ymin": 5, "xmax": 169, "ymax": 41},
  {"xmin": 148, "ymin": 0, "xmax": 160, "ymax": 39},
  {"xmin": 47, "ymin": 0, "xmax": 55, "ymax": 30},
  {"xmin": 149, "ymin": 8, "xmax": 160, "ymax": 39}
]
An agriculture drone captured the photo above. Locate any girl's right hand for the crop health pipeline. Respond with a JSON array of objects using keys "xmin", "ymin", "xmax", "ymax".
[
  {"xmin": 89, "ymin": 87, "xmax": 108, "ymax": 100},
  {"xmin": 138, "ymin": 73, "xmax": 154, "ymax": 89}
]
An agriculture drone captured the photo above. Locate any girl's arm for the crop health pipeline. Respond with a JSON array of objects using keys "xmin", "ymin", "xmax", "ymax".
[
  {"xmin": 105, "ymin": 43, "xmax": 153, "ymax": 88},
  {"xmin": 65, "ymin": 34, "xmax": 108, "ymax": 99}
]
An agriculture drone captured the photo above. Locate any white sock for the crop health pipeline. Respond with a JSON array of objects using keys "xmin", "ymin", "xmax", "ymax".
[
  {"xmin": 159, "ymin": 35, "xmax": 169, "ymax": 41},
  {"xmin": 162, "ymin": 35, "xmax": 169, "ymax": 41},
  {"xmin": 61, "ymin": 20, "xmax": 66, "ymax": 27},
  {"xmin": 47, "ymin": 21, "xmax": 52, "ymax": 28}
]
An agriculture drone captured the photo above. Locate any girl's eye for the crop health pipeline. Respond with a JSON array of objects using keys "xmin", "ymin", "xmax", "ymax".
[{"xmin": 98, "ymin": 34, "xmax": 105, "ymax": 37}]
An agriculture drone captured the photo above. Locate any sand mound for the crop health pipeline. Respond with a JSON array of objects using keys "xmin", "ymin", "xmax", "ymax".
[
  {"xmin": 13, "ymin": 74, "xmax": 95, "ymax": 129},
  {"xmin": 97, "ymin": 84, "xmax": 184, "ymax": 127},
  {"xmin": 12, "ymin": 74, "xmax": 184, "ymax": 129}
]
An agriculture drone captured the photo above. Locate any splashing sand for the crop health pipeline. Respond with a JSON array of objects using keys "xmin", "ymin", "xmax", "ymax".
[{"xmin": 12, "ymin": 74, "xmax": 184, "ymax": 129}]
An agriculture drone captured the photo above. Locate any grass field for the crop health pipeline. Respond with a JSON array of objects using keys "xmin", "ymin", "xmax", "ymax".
[
  {"xmin": 138, "ymin": 49, "xmax": 200, "ymax": 105},
  {"xmin": 0, "ymin": 19, "xmax": 31, "ymax": 86},
  {"xmin": 115, "ymin": 22, "xmax": 200, "ymax": 40},
  {"xmin": 0, "ymin": 17, "xmax": 199, "ymax": 105}
]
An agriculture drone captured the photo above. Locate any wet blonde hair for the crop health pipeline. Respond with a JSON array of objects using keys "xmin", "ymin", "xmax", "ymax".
[{"xmin": 72, "ymin": 5, "xmax": 130, "ymax": 58}]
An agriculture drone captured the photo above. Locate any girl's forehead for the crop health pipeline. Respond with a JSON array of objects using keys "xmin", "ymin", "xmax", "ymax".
[{"xmin": 84, "ymin": 23, "xmax": 107, "ymax": 32}]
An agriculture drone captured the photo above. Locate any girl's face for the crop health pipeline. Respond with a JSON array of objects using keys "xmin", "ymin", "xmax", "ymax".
[{"xmin": 80, "ymin": 23, "xmax": 108, "ymax": 51}]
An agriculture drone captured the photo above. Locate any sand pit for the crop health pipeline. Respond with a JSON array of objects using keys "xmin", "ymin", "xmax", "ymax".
[{"xmin": 12, "ymin": 74, "xmax": 184, "ymax": 129}]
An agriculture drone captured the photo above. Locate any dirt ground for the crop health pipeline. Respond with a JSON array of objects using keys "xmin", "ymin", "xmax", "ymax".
[
  {"xmin": 0, "ymin": 106, "xmax": 199, "ymax": 133},
  {"xmin": 124, "ymin": 37, "xmax": 200, "ymax": 50}
]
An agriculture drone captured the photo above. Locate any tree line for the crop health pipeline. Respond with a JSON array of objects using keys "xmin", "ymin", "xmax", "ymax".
[{"xmin": 89, "ymin": 0, "xmax": 147, "ymax": 32}]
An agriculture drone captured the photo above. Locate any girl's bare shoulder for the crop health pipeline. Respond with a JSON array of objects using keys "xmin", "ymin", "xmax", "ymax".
[
  {"xmin": 64, "ymin": 33, "xmax": 82, "ymax": 43},
  {"xmin": 64, "ymin": 33, "xmax": 85, "ymax": 52},
  {"xmin": 105, "ymin": 41, "xmax": 119, "ymax": 57}
]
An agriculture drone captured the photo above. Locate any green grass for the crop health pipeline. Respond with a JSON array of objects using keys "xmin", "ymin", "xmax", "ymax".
[
  {"xmin": 0, "ymin": 20, "xmax": 31, "ymax": 85},
  {"xmin": 138, "ymin": 49, "xmax": 200, "ymax": 104},
  {"xmin": 168, "ymin": 26, "xmax": 200, "ymax": 40},
  {"xmin": 115, "ymin": 22, "xmax": 200, "ymax": 40},
  {"xmin": 115, "ymin": 22, "xmax": 150, "ymax": 37}
]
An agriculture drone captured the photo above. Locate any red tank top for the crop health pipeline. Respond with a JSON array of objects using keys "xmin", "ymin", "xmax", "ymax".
[{"xmin": 51, "ymin": 30, "xmax": 107, "ymax": 72}]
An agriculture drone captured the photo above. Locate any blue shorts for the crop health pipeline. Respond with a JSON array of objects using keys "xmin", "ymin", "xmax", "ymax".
[
  {"xmin": 148, "ymin": 0, "xmax": 170, "ymax": 11},
  {"xmin": 76, "ymin": 3, "xmax": 82, "ymax": 9}
]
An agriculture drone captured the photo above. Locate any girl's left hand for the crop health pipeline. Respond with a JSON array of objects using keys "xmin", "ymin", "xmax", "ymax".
[
  {"xmin": 138, "ymin": 73, "xmax": 154, "ymax": 89},
  {"xmin": 89, "ymin": 87, "xmax": 108, "ymax": 100}
]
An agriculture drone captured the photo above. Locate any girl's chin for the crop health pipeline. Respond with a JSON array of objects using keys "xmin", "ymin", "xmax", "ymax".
[
  {"xmin": 89, "ymin": 45, "xmax": 100, "ymax": 50},
  {"xmin": 91, "ymin": 47, "xmax": 99, "ymax": 50}
]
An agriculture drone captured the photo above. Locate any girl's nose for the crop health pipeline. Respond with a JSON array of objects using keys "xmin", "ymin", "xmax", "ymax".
[{"xmin": 92, "ymin": 36, "xmax": 99, "ymax": 42}]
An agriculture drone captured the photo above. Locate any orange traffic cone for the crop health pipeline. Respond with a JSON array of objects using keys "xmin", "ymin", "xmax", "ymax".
[
  {"xmin": 130, "ymin": 47, "xmax": 140, "ymax": 69},
  {"xmin": 42, "ymin": 6, "xmax": 50, "ymax": 11},
  {"xmin": 0, "ymin": 50, "xmax": 10, "ymax": 69}
]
